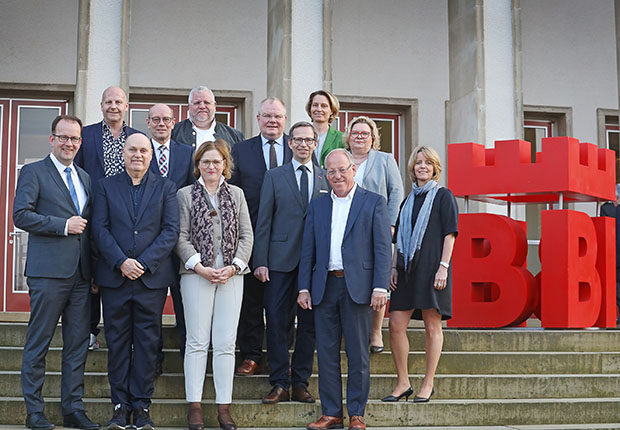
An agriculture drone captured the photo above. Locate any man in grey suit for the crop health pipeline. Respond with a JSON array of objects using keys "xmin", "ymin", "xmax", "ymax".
[
  {"xmin": 14, "ymin": 115, "xmax": 99, "ymax": 430},
  {"xmin": 253, "ymin": 121, "xmax": 330, "ymax": 404}
]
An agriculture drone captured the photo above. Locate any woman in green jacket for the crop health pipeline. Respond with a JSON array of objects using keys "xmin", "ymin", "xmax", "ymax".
[{"xmin": 305, "ymin": 90, "xmax": 344, "ymax": 168}]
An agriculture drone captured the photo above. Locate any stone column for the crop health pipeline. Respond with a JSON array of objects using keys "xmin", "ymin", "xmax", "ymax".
[
  {"xmin": 267, "ymin": 0, "xmax": 323, "ymax": 124},
  {"xmin": 447, "ymin": 0, "xmax": 523, "ymax": 214},
  {"xmin": 74, "ymin": 0, "xmax": 127, "ymax": 125}
]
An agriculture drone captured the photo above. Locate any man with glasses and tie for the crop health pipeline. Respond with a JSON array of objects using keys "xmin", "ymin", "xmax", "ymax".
[
  {"xmin": 146, "ymin": 103, "xmax": 194, "ymax": 374},
  {"xmin": 253, "ymin": 121, "xmax": 330, "ymax": 404},
  {"xmin": 15, "ymin": 115, "xmax": 99, "ymax": 430},
  {"xmin": 229, "ymin": 97, "xmax": 292, "ymax": 376}
]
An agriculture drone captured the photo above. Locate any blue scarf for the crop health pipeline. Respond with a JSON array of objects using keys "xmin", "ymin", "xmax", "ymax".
[{"xmin": 397, "ymin": 180, "xmax": 440, "ymax": 270}]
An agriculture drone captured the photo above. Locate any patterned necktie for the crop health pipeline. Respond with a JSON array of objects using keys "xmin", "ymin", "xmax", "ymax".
[
  {"xmin": 299, "ymin": 165, "xmax": 309, "ymax": 210},
  {"xmin": 64, "ymin": 167, "xmax": 80, "ymax": 214},
  {"xmin": 158, "ymin": 145, "xmax": 167, "ymax": 176},
  {"xmin": 268, "ymin": 140, "xmax": 277, "ymax": 169}
]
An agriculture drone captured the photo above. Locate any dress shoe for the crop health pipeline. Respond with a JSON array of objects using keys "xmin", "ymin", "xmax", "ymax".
[
  {"xmin": 63, "ymin": 410, "xmax": 100, "ymax": 429},
  {"xmin": 381, "ymin": 386, "xmax": 413, "ymax": 402},
  {"xmin": 291, "ymin": 386, "xmax": 316, "ymax": 403},
  {"xmin": 217, "ymin": 404, "xmax": 237, "ymax": 430},
  {"xmin": 348, "ymin": 415, "xmax": 366, "ymax": 429},
  {"xmin": 369, "ymin": 345, "xmax": 384, "ymax": 354},
  {"xmin": 234, "ymin": 359, "xmax": 259, "ymax": 376},
  {"xmin": 262, "ymin": 385, "xmax": 290, "ymax": 404},
  {"xmin": 413, "ymin": 388, "xmax": 435, "ymax": 403},
  {"xmin": 188, "ymin": 402, "xmax": 204, "ymax": 430},
  {"xmin": 25, "ymin": 412, "xmax": 54, "ymax": 430},
  {"xmin": 306, "ymin": 415, "xmax": 344, "ymax": 429}
]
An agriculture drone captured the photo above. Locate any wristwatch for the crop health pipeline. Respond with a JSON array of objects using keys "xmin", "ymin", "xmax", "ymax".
[{"xmin": 231, "ymin": 263, "xmax": 241, "ymax": 274}]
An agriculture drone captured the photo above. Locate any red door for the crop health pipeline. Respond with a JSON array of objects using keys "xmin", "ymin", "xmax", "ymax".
[{"xmin": 1, "ymin": 99, "xmax": 68, "ymax": 312}]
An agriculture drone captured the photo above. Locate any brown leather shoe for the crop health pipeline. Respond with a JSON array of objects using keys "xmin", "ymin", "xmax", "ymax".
[
  {"xmin": 235, "ymin": 359, "xmax": 259, "ymax": 376},
  {"xmin": 349, "ymin": 415, "xmax": 366, "ymax": 429},
  {"xmin": 291, "ymin": 385, "xmax": 316, "ymax": 403},
  {"xmin": 307, "ymin": 415, "xmax": 344, "ymax": 429},
  {"xmin": 262, "ymin": 385, "xmax": 290, "ymax": 404}
]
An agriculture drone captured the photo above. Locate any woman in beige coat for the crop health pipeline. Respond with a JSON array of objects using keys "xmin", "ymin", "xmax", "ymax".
[{"xmin": 175, "ymin": 139, "xmax": 253, "ymax": 430}]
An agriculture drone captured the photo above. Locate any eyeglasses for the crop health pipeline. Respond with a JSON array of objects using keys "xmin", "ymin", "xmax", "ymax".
[
  {"xmin": 291, "ymin": 137, "xmax": 317, "ymax": 146},
  {"xmin": 149, "ymin": 116, "xmax": 174, "ymax": 125},
  {"xmin": 260, "ymin": 113, "xmax": 285, "ymax": 121},
  {"xmin": 53, "ymin": 134, "xmax": 81, "ymax": 144},
  {"xmin": 326, "ymin": 164, "xmax": 353, "ymax": 177},
  {"xmin": 351, "ymin": 131, "xmax": 371, "ymax": 139},
  {"xmin": 199, "ymin": 159, "xmax": 224, "ymax": 167}
]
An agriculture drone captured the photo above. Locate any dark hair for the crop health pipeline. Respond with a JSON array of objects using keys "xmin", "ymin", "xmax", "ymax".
[
  {"xmin": 289, "ymin": 121, "xmax": 318, "ymax": 141},
  {"xmin": 51, "ymin": 115, "xmax": 82, "ymax": 134},
  {"xmin": 193, "ymin": 139, "xmax": 233, "ymax": 179}
]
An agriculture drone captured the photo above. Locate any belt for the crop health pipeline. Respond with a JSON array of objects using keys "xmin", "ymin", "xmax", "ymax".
[{"xmin": 328, "ymin": 270, "xmax": 344, "ymax": 278}]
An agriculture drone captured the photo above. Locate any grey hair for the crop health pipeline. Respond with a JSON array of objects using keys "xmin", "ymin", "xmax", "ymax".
[
  {"xmin": 188, "ymin": 86, "xmax": 215, "ymax": 104},
  {"xmin": 289, "ymin": 121, "xmax": 318, "ymax": 141},
  {"xmin": 258, "ymin": 96, "xmax": 287, "ymax": 115},
  {"xmin": 325, "ymin": 148, "xmax": 354, "ymax": 166}
]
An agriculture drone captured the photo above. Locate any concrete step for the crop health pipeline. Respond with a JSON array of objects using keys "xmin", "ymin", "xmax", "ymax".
[
  {"xmin": 4, "ymin": 322, "xmax": 620, "ymax": 352},
  {"xmin": 2, "ymin": 427, "xmax": 620, "ymax": 430},
  {"xmin": 1, "ymin": 371, "xmax": 619, "ymax": 401},
  {"xmin": 0, "ymin": 397, "xmax": 619, "ymax": 427},
  {"xmin": 2, "ymin": 347, "xmax": 619, "ymax": 375}
]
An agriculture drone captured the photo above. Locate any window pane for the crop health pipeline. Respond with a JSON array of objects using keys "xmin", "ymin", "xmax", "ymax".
[
  {"xmin": 130, "ymin": 109, "xmax": 150, "ymax": 135},
  {"xmin": 18, "ymin": 106, "xmax": 61, "ymax": 165}
]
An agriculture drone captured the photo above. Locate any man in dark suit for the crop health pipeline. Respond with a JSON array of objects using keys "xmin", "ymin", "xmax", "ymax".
[
  {"xmin": 75, "ymin": 86, "xmax": 142, "ymax": 353},
  {"xmin": 146, "ymin": 103, "xmax": 194, "ymax": 365},
  {"xmin": 298, "ymin": 149, "xmax": 391, "ymax": 430},
  {"xmin": 171, "ymin": 85, "xmax": 244, "ymax": 149},
  {"xmin": 253, "ymin": 121, "xmax": 330, "ymax": 404},
  {"xmin": 92, "ymin": 133, "xmax": 179, "ymax": 430},
  {"xmin": 15, "ymin": 115, "xmax": 98, "ymax": 430},
  {"xmin": 600, "ymin": 183, "xmax": 620, "ymax": 324},
  {"xmin": 229, "ymin": 96, "xmax": 292, "ymax": 376}
]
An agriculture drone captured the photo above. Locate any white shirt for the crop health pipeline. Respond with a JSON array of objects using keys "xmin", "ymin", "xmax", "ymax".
[
  {"xmin": 261, "ymin": 135, "xmax": 284, "ymax": 168},
  {"xmin": 184, "ymin": 176, "xmax": 247, "ymax": 273},
  {"xmin": 328, "ymin": 184, "xmax": 357, "ymax": 270},
  {"xmin": 152, "ymin": 139, "xmax": 170, "ymax": 177},
  {"xmin": 353, "ymin": 159, "xmax": 367, "ymax": 186},
  {"xmin": 50, "ymin": 153, "xmax": 88, "ymax": 236},
  {"xmin": 315, "ymin": 132, "xmax": 327, "ymax": 161},
  {"xmin": 291, "ymin": 158, "xmax": 314, "ymax": 204},
  {"xmin": 193, "ymin": 120, "xmax": 217, "ymax": 146}
]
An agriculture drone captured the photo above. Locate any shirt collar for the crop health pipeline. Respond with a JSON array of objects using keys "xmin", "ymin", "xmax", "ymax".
[
  {"xmin": 261, "ymin": 135, "xmax": 284, "ymax": 146},
  {"xmin": 103, "ymin": 121, "xmax": 126, "ymax": 132},
  {"xmin": 331, "ymin": 183, "xmax": 357, "ymax": 202},
  {"xmin": 49, "ymin": 153, "xmax": 75, "ymax": 174},
  {"xmin": 191, "ymin": 118, "xmax": 217, "ymax": 134},
  {"xmin": 291, "ymin": 158, "xmax": 313, "ymax": 174},
  {"xmin": 152, "ymin": 138, "xmax": 170, "ymax": 150},
  {"xmin": 198, "ymin": 175, "xmax": 225, "ymax": 194},
  {"xmin": 124, "ymin": 170, "xmax": 148, "ymax": 186}
]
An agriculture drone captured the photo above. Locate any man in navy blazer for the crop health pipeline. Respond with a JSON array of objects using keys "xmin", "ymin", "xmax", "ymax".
[
  {"xmin": 298, "ymin": 149, "xmax": 391, "ymax": 430},
  {"xmin": 14, "ymin": 115, "xmax": 98, "ymax": 430},
  {"xmin": 229, "ymin": 97, "xmax": 292, "ymax": 376},
  {"xmin": 253, "ymin": 121, "xmax": 330, "ymax": 404},
  {"xmin": 92, "ymin": 133, "xmax": 179, "ymax": 430},
  {"xmin": 147, "ymin": 103, "xmax": 194, "ymax": 364},
  {"xmin": 75, "ymin": 86, "xmax": 142, "ymax": 353}
]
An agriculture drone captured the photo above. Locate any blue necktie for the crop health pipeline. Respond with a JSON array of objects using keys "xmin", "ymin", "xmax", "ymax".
[{"xmin": 64, "ymin": 167, "xmax": 80, "ymax": 214}]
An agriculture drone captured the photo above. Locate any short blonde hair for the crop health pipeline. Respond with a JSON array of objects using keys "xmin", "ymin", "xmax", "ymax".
[
  {"xmin": 193, "ymin": 139, "xmax": 233, "ymax": 180},
  {"xmin": 342, "ymin": 116, "xmax": 381, "ymax": 151},
  {"xmin": 408, "ymin": 145, "xmax": 442, "ymax": 182},
  {"xmin": 305, "ymin": 90, "xmax": 340, "ymax": 124}
]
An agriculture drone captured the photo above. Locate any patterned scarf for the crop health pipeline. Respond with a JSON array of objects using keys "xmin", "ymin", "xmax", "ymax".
[
  {"xmin": 397, "ymin": 180, "xmax": 440, "ymax": 270},
  {"xmin": 190, "ymin": 179, "xmax": 239, "ymax": 267}
]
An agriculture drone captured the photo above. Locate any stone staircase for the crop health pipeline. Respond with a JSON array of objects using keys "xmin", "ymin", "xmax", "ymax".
[{"xmin": 0, "ymin": 322, "xmax": 619, "ymax": 429}]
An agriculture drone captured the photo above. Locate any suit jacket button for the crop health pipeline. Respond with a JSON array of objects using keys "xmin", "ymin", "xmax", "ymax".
[{"xmin": 134, "ymin": 231, "xmax": 138, "ymax": 235}]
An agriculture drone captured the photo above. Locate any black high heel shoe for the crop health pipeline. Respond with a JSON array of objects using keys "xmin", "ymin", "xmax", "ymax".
[
  {"xmin": 413, "ymin": 388, "xmax": 435, "ymax": 403},
  {"xmin": 381, "ymin": 386, "xmax": 413, "ymax": 402}
]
